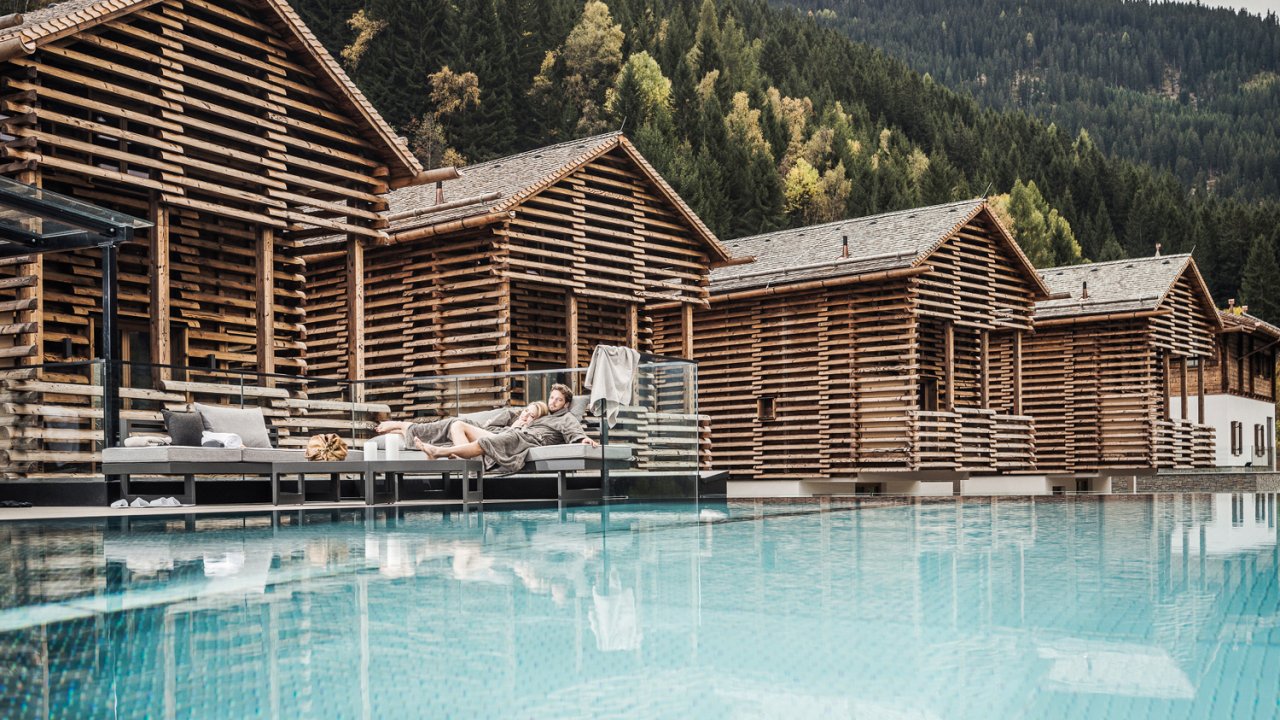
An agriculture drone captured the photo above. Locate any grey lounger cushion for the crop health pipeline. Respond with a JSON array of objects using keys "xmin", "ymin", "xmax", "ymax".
[
  {"xmin": 103, "ymin": 446, "xmax": 245, "ymax": 464},
  {"xmin": 525, "ymin": 444, "xmax": 632, "ymax": 462}
]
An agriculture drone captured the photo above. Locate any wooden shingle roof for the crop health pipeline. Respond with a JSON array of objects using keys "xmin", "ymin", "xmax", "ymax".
[
  {"xmin": 375, "ymin": 131, "xmax": 731, "ymax": 262},
  {"xmin": 712, "ymin": 199, "xmax": 1049, "ymax": 296},
  {"xmin": 0, "ymin": 0, "xmax": 424, "ymax": 182},
  {"xmin": 1221, "ymin": 310, "xmax": 1280, "ymax": 340},
  {"xmin": 1036, "ymin": 254, "xmax": 1193, "ymax": 318}
]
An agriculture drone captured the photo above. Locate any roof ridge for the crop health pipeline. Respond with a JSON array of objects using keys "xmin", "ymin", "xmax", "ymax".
[
  {"xmin": 725, "ymin": 198, "xmax": 983, "ymax": 245},
  {"xmin": 1039, "ymin": 253, "xmax": 1192, "ymax": 274},
  {"xmin": 462, "ymin": 132, "xmax": 621, "ymax": 174}
]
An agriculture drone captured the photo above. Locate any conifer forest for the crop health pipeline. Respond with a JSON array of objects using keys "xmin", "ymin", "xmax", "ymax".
[{"xmin": 11, "ymin": 0, "xmax": 1280, "ymax": 319}]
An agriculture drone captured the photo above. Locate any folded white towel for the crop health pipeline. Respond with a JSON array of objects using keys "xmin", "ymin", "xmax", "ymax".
[
  {"xmin": 110, "ymin": 499, "xmax": 128, "ymax": 509},
  {"xmin": 129, "ymin": 497, "xmax": 150, "ymax": 508},
  {"xmin": 201, "ymin": 431, "xmax": 244, "ymax": 449},
  {"xmin": 123, "ymin": 435, "xmax": 172, "ymax": 448}
]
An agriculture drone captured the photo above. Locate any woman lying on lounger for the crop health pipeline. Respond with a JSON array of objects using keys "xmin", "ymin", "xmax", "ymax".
[
  {"xmin": 444, "ymin": 401, "xmax": 549, "ymax": 447},
  {"xmin": 416, "ymin": 384, "xmax": 598, "ymax": 474}
]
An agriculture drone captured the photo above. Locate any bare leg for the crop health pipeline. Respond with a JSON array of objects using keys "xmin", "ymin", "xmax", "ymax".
[
  {"xmin": 416, "ymin": 437, "xmax": 484, "ymax": 460},
  {"xmin": 449, "ymin": 421, "xmax": 496, "ymax": 446}
]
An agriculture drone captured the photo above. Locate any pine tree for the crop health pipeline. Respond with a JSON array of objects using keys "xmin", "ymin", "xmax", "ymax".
[{"xmin": 1240, "ymin": 235, "xmax": 1280, "ymax": 321}]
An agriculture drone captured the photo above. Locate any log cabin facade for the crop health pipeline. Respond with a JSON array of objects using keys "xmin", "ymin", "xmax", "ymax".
[
  {"xmin": 1027, "ymin": 254, "xmax": 1221, "ymax": 477},
  {"xmin": 302, "ymin": 133, "xmax": 731, "ymax": 469},
  {"xmin": 1181, "ymin": 310, "xmax": 1278, "ymax": 468},
  {"xmin": 0, "ymin": 0, "xmax": 435, "ymax": 485},
  {"xmin": 694, "ymin": 200, "xmax": 1052, "ymax": 495}
]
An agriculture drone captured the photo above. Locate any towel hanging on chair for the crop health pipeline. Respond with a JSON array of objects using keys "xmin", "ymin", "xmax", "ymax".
[{"xmin": 584, "ymin": 345, "xmax": 640, "ymax": 428}]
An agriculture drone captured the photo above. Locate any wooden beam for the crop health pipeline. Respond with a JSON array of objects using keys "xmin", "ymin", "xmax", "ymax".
[
  {"xmin": 1180, "ymin": 357, "xmax": 1188, "ymax": 421},
  {"xmin": 1162, "ymin": 352, "xmax": 1172, "ymax": 421},
  {"xmin": 682, "ymin": 302, "xmax": 694, "ymax": 359},
  {"xmin": 943, "ymin": 321, "xmax": 955, "ymax": 411},
  {"xmin": 626, "ymin": 303, "xmax": 638, "ymax": 350},
  {"xmin": 346, "ymin": 238, "xmax": 365, "ymax": 396},
  {"xmin": 256, "ymin": 226, "xmax": 275, "ymax": 378},
  {"xmin": 149, "ymin": 198, "xmax": 170, "ymax": 378},
  {"xmin": 1197, "ymin": 359, "xmax": 1206, "ymax": 425},
  {"xmin": 1013, "ymin": 330, "xmax": 1022, "ymax": 416},
  {"xmin": 16, "ymin": 167, "xmax": 41, "ymax": 366},
  {"xmin": 979, "ymin": 330, "xmax": 989, "ymax": 409},
  {"xmin": 1221, "ymin": 337, "xmax": 1230, "ymax": 393},
  {"xmin": 566, "ymin": 291, "xmax": 579, "ymax": 368}
]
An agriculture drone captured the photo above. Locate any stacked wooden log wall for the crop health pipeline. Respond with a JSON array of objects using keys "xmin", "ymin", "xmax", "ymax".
[
  {"xmin": 302, "ymin": 145, "xmax": 712, "ymax": 468},
  {"xmin": 695, "ymin": 208, "xmax": 1041, "ymax": 483},
  {"xmin": 1197, "ymin": 328, "xmax": 1277, "ymax": 402},
  {"xmin": 1024, "ymin": 269, "xmax": 1217, "ymax": 474},
  {"xmin": 0, "ymin": 0, "xmax": 399, "ymax": 479}
]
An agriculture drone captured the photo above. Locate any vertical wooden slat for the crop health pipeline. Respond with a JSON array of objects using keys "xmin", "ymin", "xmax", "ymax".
[
  {"xmin": 566, "ymin": 291, "xmax": 579, "ymax": 368},
  {"xmin": 1221, "ymin": 337, "xmax": 1230, "ymax": 393},
  {"xmin": 943, "ymin": 321, "xmax": 954, "ymax": 411},
  {"xmin": 1162, "ymin": 352, "xmax": 1171, "ymax": 421},
  {"xmin": 256, "ymin": 225, "xmax": 275, "ymax": 377},
  {"xmin": 346, "ymin": 238, "xmax": 365, "ymax": 398},
  {"xmin": 626, "ymin": 303, "xmax": 638, "ymax": 350},
  {"xmin": 1197, "ymin": 360, "xmax": 1206, "ymax": 424},
  {"xmin": 17, "ymin": 167, "xmax": 42, "ymax": 367},
  {"xmin": 1248, "ymin": 335, "xmax": 1256, "ymax": 395},
  {"xmin": 681, "ymin": 302, "xmax": 694, "ymax": 359},
  {"xmin": 1180, "ymin": 357, "xmax": 1188, "ymax": 420},
  {"xmin": 149, "ymin": 198, "xmax": 170, "ymax": 378},
  {"xmin": 1012, "ymin": 330, "xmax": 1022, "ymax": 416},
  {"xmin": 979, "ymin": 329, "xmax": 989, "ymax": 409}
]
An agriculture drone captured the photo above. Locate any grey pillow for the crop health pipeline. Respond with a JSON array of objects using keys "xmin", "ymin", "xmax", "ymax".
[
  {"xmin": 569, "ymin": 396, "xmax": 590, "ymax": 419},
  {"xmin": 461, "ymin": 407, "xmax": 511, "ymax": 428},
  {"xmin": 194, "ymin": 403, "xmax": 272, "ymax": 448},
  {"xmin": 162, "ymin": 409, "xmax": 204, "ymax": 447}
]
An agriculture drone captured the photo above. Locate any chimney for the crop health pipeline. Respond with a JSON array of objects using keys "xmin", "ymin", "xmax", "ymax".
[
  {"xmin": 1082, "ymin": 280, "xmax": 1089, "ymax": 299},
  {"xmin": 1154, "ymin": 243, "xmax": 1162, "ymax": 257},
  {"xmin": 434, "ymin": 180, "xmax": 445, "ymax": 205},
  {"xmin": 841, "ymin": 234, "xmax": 849, "ymax": 259}
]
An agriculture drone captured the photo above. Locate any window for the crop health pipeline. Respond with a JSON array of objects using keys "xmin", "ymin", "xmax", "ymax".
[
  {"xmin": 1231, "ymin": 421, "xmax": 1243, "ymax": 456},
  {"xmin": 919, "ymin": 376, "xmax": 939, "ymax": 412},
  {"xmin": 756, "ymin": 396, "xmax": 776, "ymax": 422}
]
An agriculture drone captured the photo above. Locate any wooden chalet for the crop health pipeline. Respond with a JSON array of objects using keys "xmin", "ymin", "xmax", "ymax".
[
  {"xmin": 1027, "ymin": 254, "xmax": 1222, "ymax": 477},
  {"xmin": 695, "ymin": 200, "xmax": 1052, "ymax": 494},
  {"xmin": 1183, "ymin": 309, "xmax": 1278, "ymax": 468},
  {"xmin": 0, "ymin": 0, "xmax": 440, "ymax": 485},
  {"xmin": 303, "ymin": 132, "xmax": 733, "ymax": 418}
]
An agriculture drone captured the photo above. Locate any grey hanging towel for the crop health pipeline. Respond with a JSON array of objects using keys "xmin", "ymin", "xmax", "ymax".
[{"xmin": 584, "ymin": 345, "xmax": 641, "ymax": 428}]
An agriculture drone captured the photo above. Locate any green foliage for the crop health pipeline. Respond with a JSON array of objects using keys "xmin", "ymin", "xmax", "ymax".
[
  {"xmin": 1240, "ymin": 236, "xmax": 1280, "ymax": 322},
  {"xmin": 989, "ymin": 180, "xmax": 1083, "ymax": 268},
  {"xmin": 292, "ymin": 0, "xmax": 1280, "ymax": 312}
]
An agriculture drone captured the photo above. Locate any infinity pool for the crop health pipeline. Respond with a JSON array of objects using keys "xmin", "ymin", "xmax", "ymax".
[{"xmin": 0, "ymin": 495, "xmax": 1277, "ymax": 719}]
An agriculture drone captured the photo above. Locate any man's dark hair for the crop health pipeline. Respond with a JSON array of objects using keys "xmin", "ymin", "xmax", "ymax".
[{"xmin": 550, "ymin": 383, "xmax": 573, "ymax": 404}]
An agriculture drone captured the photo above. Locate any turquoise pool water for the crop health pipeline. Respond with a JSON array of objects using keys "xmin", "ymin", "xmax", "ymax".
[{"xmin": 0, "ymin": 495, "xmax": 1277, "ymax": 719}]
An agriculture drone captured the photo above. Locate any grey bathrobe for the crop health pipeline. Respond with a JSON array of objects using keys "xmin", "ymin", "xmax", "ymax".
[
  {"xmin": 404, "ymin": 408, "xmax": 519, "ymax": 447},
  {"xmin": 476, "ymin": 408, "xmax": 588, "ymax": 474}
]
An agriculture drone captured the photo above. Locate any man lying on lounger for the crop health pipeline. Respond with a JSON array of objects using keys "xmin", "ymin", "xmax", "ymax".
[{"xmin": 376, "ymin": 384, "xmax": 598, "ymax": 474}]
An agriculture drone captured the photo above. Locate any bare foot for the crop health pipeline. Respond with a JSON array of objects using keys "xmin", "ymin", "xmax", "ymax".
[
  {"xmin": 414, "ymin": 438, "xmax": 441, "ymax": 459},
  {"xmin": 376, "ymin": 421, "xmax": 404, "ymax": 434}
]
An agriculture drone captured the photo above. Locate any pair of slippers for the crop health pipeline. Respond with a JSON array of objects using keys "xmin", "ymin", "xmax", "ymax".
[{"xmin": 109, "ymin": 497, "xmax": 185, "ymax": 508}]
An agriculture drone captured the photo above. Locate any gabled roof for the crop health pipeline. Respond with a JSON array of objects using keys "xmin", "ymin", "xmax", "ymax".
[
  {"xmin": 0, "ymin": 0, "xmax": 423, "ymax": 183},
  {"xmin": 1035, "ymin": 254, "xmax": 1221, "ymax": 328},
  {"xmin": 712, "ymin": 199, "xmax": 1051, "ymax": 297},
  {"xmin": 1221, "ymin": 310, "xmax": 1280, "ymax": 340},
  {"xmin": 381, "ymin": 132, "xmax": 731, "ymax": 263}
]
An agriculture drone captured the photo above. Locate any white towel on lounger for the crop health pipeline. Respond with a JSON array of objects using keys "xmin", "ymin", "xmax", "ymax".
[
  {"xmin": 201, "ymin": 431, "xmax": 244, "ymax": 449},
  {"xmin": 123, "ymin": 435, "xmax": 171, "ymax": 448}
]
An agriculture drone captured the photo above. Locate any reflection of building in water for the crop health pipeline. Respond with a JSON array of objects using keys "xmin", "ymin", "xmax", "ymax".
[
  {"xmin": 1, "ymin": 498, "xmax": 1276, "ymax": 717},
  {"xmin": 0, "ymin": 506, "xmax": 704, "ymax": 718}
]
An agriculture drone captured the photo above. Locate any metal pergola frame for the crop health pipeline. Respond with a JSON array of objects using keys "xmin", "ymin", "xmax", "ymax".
[{"xmin": 0, "ymin": 176, "xmax": 151, "ymax": 450}]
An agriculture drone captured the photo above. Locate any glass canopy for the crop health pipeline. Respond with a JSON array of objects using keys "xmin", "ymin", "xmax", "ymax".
[{"xmin": 0, "ymin": 175, "xmax": 151, "ymax": 257}]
